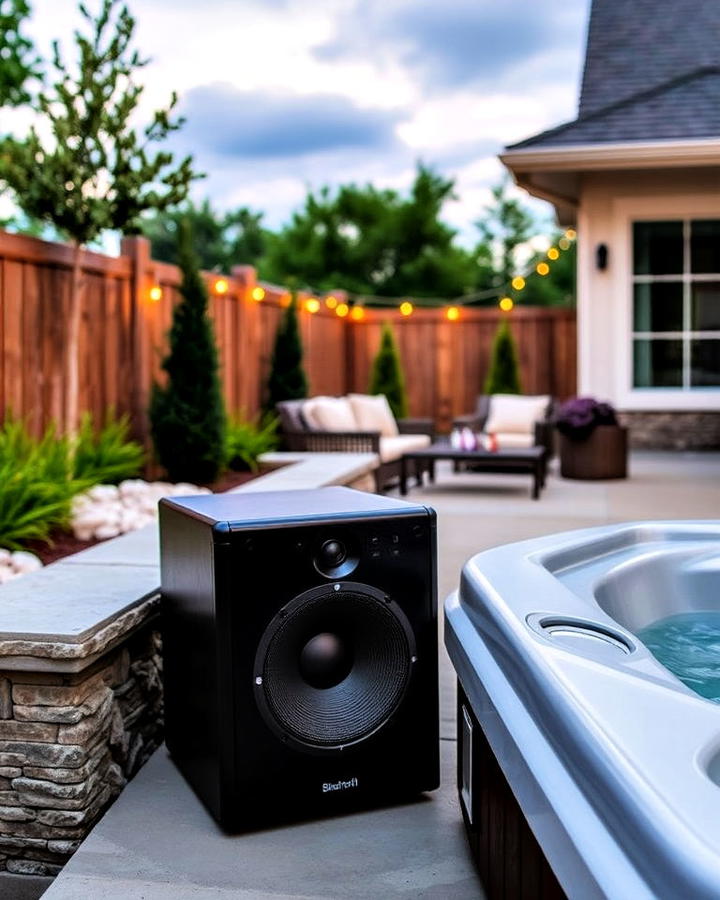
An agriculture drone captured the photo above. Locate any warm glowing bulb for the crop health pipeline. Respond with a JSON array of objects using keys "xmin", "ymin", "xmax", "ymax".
[
  {"xmin": 336, "ymin": 302, "xmax": 349, "ymax": 317},
  {"xmin": 305, "ymin": 298, "xmax": 320, "ymax": 314},
  {"xmin": 399, "ymin": 301, "xmax": 413, "ymax": 316},
  {"xmin": 547, "ymin": 247, "xmax": 559, "ymax": 260},
  {"xmin": 325, "ymin": 295, "xmax": 337, "ymax": 309},
  {"xmin": 149, "ymin": 285, "xmax": 162, "ymax": 303},
  {"xmin": 511, "ymin": 276, "xmax": 525, "ymax": 291},
  {"xmin": 251, "ymin": 286, "xmax": 265, "ymax": 302},
  {"xmin": 350, "ymin": 306, "xmax": 365, "ymax": 321},
  {"xmin": 536, "ymin": 262, "xmax": 550, "ymax": 276},
  {"xmin": 214, "ymin": 278, "xmax": 229, "ymax": 295},
  {"xmin": 446, "ymin": 306, "xmax": 460, "ymax": 321},
  {"xmin": 565, "ymin": 228, "xmax": 577, "ymax": 241},
  {"xmin": 558, "ymin": 237, "xmax": 571, "ymax": 251},
  {"xmin": 499, "ymin": 297, "xmax": 514, "ymax": 312}
]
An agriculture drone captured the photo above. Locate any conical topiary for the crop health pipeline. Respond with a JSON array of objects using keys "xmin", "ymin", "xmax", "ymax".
[
  {"xmin": 484, "ymin": 319, "xmax": 521, "ymax": 395},
  {"xmin": 149, "ymin": 219, "xmax": 227, "ymax": 483},
  {"xmin": 369, "ymin": 322, "xmax": 408, "ymax": 419},
  {"xmin": 265, "ymin": 294, "xmax": 308, "ymax": 411}
]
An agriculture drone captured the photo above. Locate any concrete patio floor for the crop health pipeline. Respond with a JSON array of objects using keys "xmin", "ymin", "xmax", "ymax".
[{"xmin": 42, "ymin": 451, "xmax": 720, "ymax": 900}]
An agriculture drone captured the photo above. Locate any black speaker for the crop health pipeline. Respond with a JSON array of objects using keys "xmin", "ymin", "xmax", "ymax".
[{"xmin": 159, "ymin": 486, "xmax": 439, "ymax": 831}]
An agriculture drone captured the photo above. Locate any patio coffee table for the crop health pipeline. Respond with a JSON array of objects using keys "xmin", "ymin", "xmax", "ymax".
[{"xmin": 399, "ymin": 442, "xmax": 547, "ymax": 499}]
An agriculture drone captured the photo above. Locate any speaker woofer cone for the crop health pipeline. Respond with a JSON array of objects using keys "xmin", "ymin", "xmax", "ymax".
[{"xmin": 254, "ymin": 583, "xmax": 416, "ymax": 751}]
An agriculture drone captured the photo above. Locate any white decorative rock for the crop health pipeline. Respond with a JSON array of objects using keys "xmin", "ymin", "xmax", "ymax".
[
  {"xmin": 94, "ymin": 524, "xmax": 121, "ymax": 540},
  {"xmin": 0, "ymin": 566, "xmax": 20, "ymax": 583},
  {"xmin": 0, "ymin": 549, "xmax": 12, "ymax": 565},
  {"xmin": 10, "ymin": 551, "xmax": 43, "ymax": 574},
  {"xmin": 87, "ymin": 485, "xmax": 120, "ymax": 503}
]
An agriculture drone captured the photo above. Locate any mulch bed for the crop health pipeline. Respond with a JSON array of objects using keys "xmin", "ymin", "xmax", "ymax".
[{"xmin": 26, "ymin": 469, "xmax": 259, "ymax": 567}]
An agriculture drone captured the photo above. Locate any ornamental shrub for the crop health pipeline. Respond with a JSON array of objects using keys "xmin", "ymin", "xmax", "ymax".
[
  {"xmin": 265, "ymin": 294, "xmax": 308, "ymax": 411},
  {"xmin": 73, "ymin": 411, "xmax": 145, "ymax": 484},
  {"xmin": 225, "ymin": 412, "xmax": 278, "ymax": 472},
  {"xmin": 369, "ymin": 322, "xmax": 408, "ymax": 419},
  {"xmin": 484, "ymin": 319, "xmax": 521, "ymax": 395},
  {"xmin": 149, "ymin": 220, "xmax": 226, "ymax": 483}
]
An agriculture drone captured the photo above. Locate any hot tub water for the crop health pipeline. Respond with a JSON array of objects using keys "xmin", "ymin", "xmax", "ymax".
[{"xmin": 637, "ymin": 611, "xmax": 720, "ymax": 704}]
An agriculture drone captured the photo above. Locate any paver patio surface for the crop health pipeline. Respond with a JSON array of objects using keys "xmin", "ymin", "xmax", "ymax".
[{"xmin": 43, "ymin": 452, "xmax": 720, "ymax": 900}]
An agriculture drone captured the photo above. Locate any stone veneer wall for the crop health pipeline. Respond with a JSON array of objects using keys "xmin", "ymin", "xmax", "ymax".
[
  {"xmin": 619, "ymin": 411, "xmax": 720, "ymax": 450},
  {"xmin": 0, "ymin": 618, "xmax": 162, "ymax": 878}
]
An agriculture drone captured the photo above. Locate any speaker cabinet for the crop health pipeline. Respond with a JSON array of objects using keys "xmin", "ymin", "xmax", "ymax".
[{"xmin": 159, "ymin": 486, "xmax": 439, "ymax": 831}]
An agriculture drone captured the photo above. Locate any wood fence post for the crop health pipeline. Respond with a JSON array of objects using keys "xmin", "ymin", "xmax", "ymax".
[{"xmin": 120, "ymin": 235, "xmax": 153, "ymax": 444}]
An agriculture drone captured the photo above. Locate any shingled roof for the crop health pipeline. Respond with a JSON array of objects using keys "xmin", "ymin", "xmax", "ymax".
[{"xmin": 507, "ymin": 0, "xmax": 720, "ymax": 150}]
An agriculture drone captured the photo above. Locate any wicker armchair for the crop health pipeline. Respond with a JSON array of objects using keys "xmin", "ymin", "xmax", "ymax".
[{"xmin": 452, "ymin": 394, "xmax": 556, "ymax": 458}]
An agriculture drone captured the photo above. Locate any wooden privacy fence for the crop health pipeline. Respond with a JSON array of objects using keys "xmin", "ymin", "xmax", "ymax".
[{"xmin": 0, "ymin": 230, "xmax": 576, "ymax": 438}]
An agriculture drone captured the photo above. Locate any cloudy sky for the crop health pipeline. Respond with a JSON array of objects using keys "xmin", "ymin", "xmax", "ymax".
[{"xmin": 25, "ymin": 0, "xmax": 591, "ymax": 245}]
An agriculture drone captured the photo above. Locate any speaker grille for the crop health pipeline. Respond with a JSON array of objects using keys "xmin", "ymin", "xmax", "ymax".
[{"xmin": 255, "ymin": 584, "xmax": 415, "ymax": 749}]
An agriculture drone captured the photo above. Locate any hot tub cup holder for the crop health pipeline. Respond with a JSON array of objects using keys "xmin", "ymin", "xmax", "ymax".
[{"xmin": 526, "ymin": 613, "xmax": 636, "ymax": 659}]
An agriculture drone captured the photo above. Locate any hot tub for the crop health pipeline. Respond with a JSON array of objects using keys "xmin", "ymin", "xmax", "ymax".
[{"xmin": 445, "ymin": 521, "xmax": 720, "ymax": 900}]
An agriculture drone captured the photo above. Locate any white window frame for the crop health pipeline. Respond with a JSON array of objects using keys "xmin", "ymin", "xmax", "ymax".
[{"xmin": 612, "ymin": 195, "xmax": 720, "ymax": 411}]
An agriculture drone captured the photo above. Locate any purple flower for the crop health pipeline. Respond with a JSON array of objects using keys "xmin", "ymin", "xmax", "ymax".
[{"xmin": 555, "ymin": 396, "xmax": 617, "ymax": 440}]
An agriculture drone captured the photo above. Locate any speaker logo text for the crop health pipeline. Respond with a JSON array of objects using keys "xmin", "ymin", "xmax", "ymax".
[{"xmin": 322, "ymin": 777, "xmax": 359, "ymax": 793}]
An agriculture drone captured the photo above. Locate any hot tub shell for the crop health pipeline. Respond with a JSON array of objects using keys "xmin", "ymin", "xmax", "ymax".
[{"xmin": 445, "ymin": 521, "xmax": 720, "ymax": 900}]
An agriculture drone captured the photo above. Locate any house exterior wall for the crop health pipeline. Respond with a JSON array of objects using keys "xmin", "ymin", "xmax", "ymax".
[{"xmin": 576, "ymin": 167, "xmax": 720, "ymax": 446}]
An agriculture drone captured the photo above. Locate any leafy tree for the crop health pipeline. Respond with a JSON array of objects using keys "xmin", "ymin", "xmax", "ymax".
[
  {"xmin": 149, "ymin": 220, "xmax": 226, "ymax": 483},
  {"xmin": 484, "ymin": 319, "xmax": 521, "ymax": 395},
  {"xmin": 141, "ymin": 198, "xmax": 266, "ymax": 271},
  {"xmin": 265, "ymin": 294, "xmax": 308, "ymax": 412},
  {"xmin": 260, "ymin": 164, "xmax": 477, "ymax": 298},
  {"xmin": 0, "ymin": 0, "xmax": 198, "ymax": 432},
  {"xmin": 520, "ymin": 235, "xmax": 576, "ymax": 307},
  {"xmin": 476, "ymin": 177, "xmax": 535, "ymax": 293},
  {"xmin": 0, "ymin": 0, "xmax": 39, "ymax": 107},
  {"xmin": 369, "ymin": 323, "xmax": 408, "ymax": 419}
]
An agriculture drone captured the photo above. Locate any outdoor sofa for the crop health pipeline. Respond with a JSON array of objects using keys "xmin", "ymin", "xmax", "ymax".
[{"xmin": 276, "ymin": 394, "xmax": 434, "ymax": 492}]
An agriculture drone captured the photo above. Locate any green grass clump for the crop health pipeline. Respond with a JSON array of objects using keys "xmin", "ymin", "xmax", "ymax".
[
  {"xmin": 225, "ymin": 413, "xmax": 278, "ymax": 472},
  {"xmin": 0, "ymin": 421, "xmax": 89, "ymax": 549},
  {"xmin": 73, "ymin": 412, "xmax": 145, "ymax": 484}
]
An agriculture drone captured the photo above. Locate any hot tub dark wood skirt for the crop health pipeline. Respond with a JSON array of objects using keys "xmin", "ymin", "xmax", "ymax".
[{"xmin": 457, "ymin": 683, "xmax": 566, "ymax": 899}]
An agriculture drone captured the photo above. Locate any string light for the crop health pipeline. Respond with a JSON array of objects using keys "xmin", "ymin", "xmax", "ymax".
[
  {"xmin": 149, "ymin": 285, "xmax": 162, "ymax": 303},
  {"xmin": 547, "ymin": 247, "xmax": 559, "ymax": 260},
  {"xmin": 399, "ymin": 301, "xmax": 413, "ymax": 316},
  {"xmin": 350, "ymin": 306, "xmax": 365, "ymax": 321},
  {"xmin": 214, "ymin": 278, "xmax": 229, "ymax": 295},
  {"xmin": 511, "ymin": 276, "xmax": 525, "ymax": 291},
  {"xmin": 336, "ymin": 302, "xmax": 349, "ymax": 317},
  {"xmin": 446, "ymin": 306, "xmax": 460, "ymax": 321},
  {"xmin": 558, "ymin": 237, "xmax": 571, "ymax": 251},
  {"xmin": 499, "ymin": 297, "xmax": 514, "ymax": 312},
  {"xmin": 536, "ymin": 262, "xmax": 550, "ymax": 276},
  {"xmin": 565, "ymin": 228, "xmax": 577, "ymax": 241},
  {"xmin": 305, "ymin": 298, "xmax": 320, "ymax": 314},
  {"xmin": 251, "ymin": 286, "xmax": 265, "ymax": 301},
  {"xmin": 325, "ymin": 295, "xmax": 337, "ymax": 309}
]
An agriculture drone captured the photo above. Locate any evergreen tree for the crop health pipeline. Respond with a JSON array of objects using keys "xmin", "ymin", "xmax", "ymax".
[
  {"xmin": 265, "ymin": 295, "xmax": 308, "ymax": 412},
  {"xmin": 369, "ymin": 323, "xmax": 408, "ymax": 419},
  {"xmin": 484, "ymin": 319, "xmax": 521, "ymax": 395},
  {"xmin": 149, "ymin": 220, "xmax": 226, "ymax": 483}
]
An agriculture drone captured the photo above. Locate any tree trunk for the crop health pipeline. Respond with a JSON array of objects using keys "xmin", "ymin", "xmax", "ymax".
[{"xmin": 64, "ymin": 242, "xmax": 84, "ymax": 435}]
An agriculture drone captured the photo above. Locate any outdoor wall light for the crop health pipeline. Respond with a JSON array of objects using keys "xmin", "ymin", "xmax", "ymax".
[{"xmin": 596, "ymin": 244, "xmax": 609, "ymax": 270}]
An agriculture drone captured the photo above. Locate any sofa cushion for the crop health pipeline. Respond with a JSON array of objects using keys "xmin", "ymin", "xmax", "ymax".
[
  {"xmin": 379, "ymin": 434, "xmax": 431, "ymax": 463},
  {"xmin": 485, "ymin": 394, "xmax": 550, "ymax": 435},
  {"xmin": 303, "ymin": 396, "xmax": 358, "ymax": 432},
  {"xmin": 348, "ymin": 394, "xmax": 399, "ymax": 437},
  {"xmin": 487, "ymin": 431, "xmax": 536, "ymax": 449}
]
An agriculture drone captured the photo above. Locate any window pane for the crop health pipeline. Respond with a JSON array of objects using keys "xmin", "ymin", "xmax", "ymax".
[
  {"xmin": 633, "ymin": 222, "xmax": 683, "ymax": 275},
  {"xmin": 691, "ymin": 220, "xmax": 720, "ymax": 274},
  {"xmin": 691, "ymin": 340, "xmax": 720, "ymax": 386},
  {"xmin": 692, "ymin": 282, "xmax": 720, "ymax": 331},
  {"xmin": 633, "ymin": 282, "xmax": 683, "ymax": 331},
  {"xmin": 633, "ymin": 339, "xmax": 683, "ymax": 387}
]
